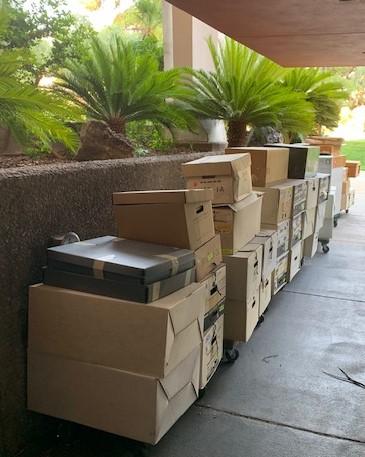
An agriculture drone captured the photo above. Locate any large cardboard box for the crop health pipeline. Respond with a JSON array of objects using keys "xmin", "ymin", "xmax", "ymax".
[
  {"xmin": 28, "ymin": 347, "xmax": 200, "ymax": 445},
  {"xmin": 316, "ymin": 201, "xmax": 326, "ymax": 232},
  {"xmin": 251, "ymin": 229, "xmax": 278, "ymax": 280},
  {"xmin": 182, "ymin": 154, "xmax": 252, "ymax": 204},
  {"xmin": 259, "ymin": 276, "xmax": 272, "ymax": 315},
  {"xmin": 290, "ymin": 179, "xmax": 307, "ymax": 216},
  {"xmin": 346, "ymin": 160, "xmax": 360, "ymax": 178},
  {"xmin": 262, "ymin": 219, "xmax": 290, "ymax": 259},
  {"xmin": 306, "ymin": 177, "xmax": 319, "ymax": 209},
  {"xmin": 201, "ymin": 304, "xmax": 224, "ymax": 389},
  {"xmin": 28, "ymin": 283, "xmax": 204, "ymax": 378},
  {"xmin": 213, "ymin": 193, "xmax": 262, "ymax": 255},
  {"xmin": 303, "ymin": 208, "xmax": 316, "ymax": 240},
  {"xmin": 318, "ymin": 155, "xmax": 333, "ymax": 175},
  {"xmin": 272, "ymin": 253, "xmax": 289, "ymax": 295},
  {"xmin": 288, "ymin": 241, "xmax": 303, "ymax": 281},
  {"xmin": 200, "ymin": 264, "xmax": 226, "ymax": 314},
  {"xmin": 254, "ymin": 182, "xmax": 293, "ymax": 224},
  {"xmin": 113, "ymin": 189, "xmax": 215, "ymax": 251},
  {"xmin": 303, "ymin": 231, "xmax": 319, "ymax": 258},
  {"xmin": 333, "ymin": 154, "xmax": 346, "ymax": 168},
  {"xmin": 224, "ymin": 288, "xmax": 259, "ymax": 343},
  {"xmin": 266, "ymin": 143, "xmax": 320, "ymax": 178},
  {"xmin": 226, "ymin": 147, "xmax": 289, "ymax": 187},
  {"xmin": 317, "ymin": 173, "xmax": 330, "ymax": 203},
  {"xmin": 290, "ymin": 212, "xmax": 303, "ymax": 248},
  {"xmin": 194, "ymin": 234, "xmax": 222, "ymax": 282}
]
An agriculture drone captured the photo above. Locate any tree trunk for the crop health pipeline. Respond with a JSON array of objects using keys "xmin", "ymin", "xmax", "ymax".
[
  {"xmin": 108, "ymin": 117, "xmax": 126, "ymax": 135},
  {"xmin": 227, "ymin": 120, "xmax": 247, "ymax": 147}
]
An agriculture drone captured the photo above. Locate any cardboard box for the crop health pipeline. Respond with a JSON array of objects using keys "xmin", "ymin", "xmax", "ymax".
[
  {"xmin": 306, "ymin": 137, "xmax": 343, "ymax": 156},
  {"xmin": 251, "ymin": 229, "xmax": 278, "ymax": 280},
  {"xmin": 201, "ymin": 305, "xmax": 224, "ymax": 388},
  {"xmin": 331, "ymin": 167, "xmax": 345, "ymax": 215},
  {"xmin": 194, "ymin": 234, "xmax": 223, "ymax": 282},
  {"xmin": 317, "ymin": 173, "xmax": 330, "ymax": 203},
  {"xmin": 262, "ymin": 219, "xmax": 290, "ymax": 259},
  {"xmin": 290, "ymin": 179, "xmax": 307, "ymax": 216},
  {"xmin": 316, "ymin": 201, "xmax": 326, "ymax": 231},
  {"xmin": 113, "ymin": 189, "xmax": 215, "ymax": 251},
  {"xmin": 290, "ymin": 212, "xmax": 303, "ymax": 248},
  {"xmin": 306, "ymin": 177, "xmax": 319, "ymax": 209},
  {"xmin": 303, "ymin": 231, "xmax": 319, "ymax": 258},
  {"xmin": 28, "ymin": 347, "xmax": 200, "ymax": 445},
  {"xmin": 226, "ymin": 147, "xmax": 289, "ymax": 187},
  {"xmin": 259, "ymin": 276, "xmax": 272, "ymax": 315},
  {"xmin": 346, "ymin": 160, "xmax": 360, "ymax": 178},
  {"xmin": 182, "ymin": 154, "xmax": 252, "ymax": 204},
  {"xmin": 272, "ymin": 253, "xmax": 289, "ymax": 295},
  {"xmin": 303, "ymin": 208, "xmax": 316, "ymax": 240},
  {"xmin": 343, "ymin": 167, "xmax": 349, "ymax": 182},
  {"xmin": 213, "ymin": 193, "xmax": 262, "ymax": 255},
  {"xmin": 333, "ymin": 154, "xmax": 346, "ymax": 168},
  {"xmin": 200, "ymin": 264, "xmax": 226, "ymax": 314},
  {"xmin": 341, "ymin": 192, "xmax": 348, "ymax": 211},
  {"xmin": 224, "ymin": 246, "xmax": 263, "ymax": 304},
  {"xmin": 254, "ymin": 182, "xmax": 293, "ymax": 224},
  {"xmin": 288, "ymin": 241, "xmax": 303, "ymax": 281},
  {"xmin": 266, "ymin": 143, "xmax": 320, "ymax": 179},
  {"xmin": 342, "ymin": 179, "xmax": 350, "ymax": 196},
  {"xmin": 224, "ymin": 288, "xmax": 259, "ymax": 342},
  {"xmin": 318, "ymin": 155, "xmax": 333, "ymax": 175},
  {"xmin": 28, "ymin": 283, "xmax": 204, "ymax": 378}
]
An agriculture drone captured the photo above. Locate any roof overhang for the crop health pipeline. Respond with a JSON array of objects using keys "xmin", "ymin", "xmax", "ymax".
[{"xmin": 168, "ymin": 0, "xmax": 365, "ymax": 67}]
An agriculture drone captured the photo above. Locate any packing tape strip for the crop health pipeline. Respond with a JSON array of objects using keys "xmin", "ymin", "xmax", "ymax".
[
  {"xmin": 156, "ymin": 254, "xmax": 179, "ymax": 275},
  {"xmin": 93, "ymin": 260, "xmax": 105, "ymax": 280},
  {"xmin": 152, "ymin": 281, "xmax": 161, "ymax": 301}
]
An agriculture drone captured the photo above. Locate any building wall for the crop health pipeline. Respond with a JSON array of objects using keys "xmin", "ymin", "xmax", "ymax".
[{"xmin": 0, "ymin": 153, "xmax": 209, "ymax": 456}]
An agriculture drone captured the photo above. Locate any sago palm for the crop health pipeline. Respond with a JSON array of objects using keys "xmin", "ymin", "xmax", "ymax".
[
  {"xmin": 282, "ymin": 68, "xmax": 348, "ymax": 132},
  {"xmin": 186, "ymin": 37, "xmax": 315, "ymax": 147},
  {"xmin": 55, "ymin": 35, "xmax": 194, "ymax": 136}
]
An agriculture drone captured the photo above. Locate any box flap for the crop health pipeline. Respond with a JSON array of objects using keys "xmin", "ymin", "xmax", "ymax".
[
  {"xmin": 113, "ymin": 189, "xmax": 213, "ymax": 205},
  {"xmin": 214, "ymin": 192, "xmax": 259, "ymax": 211},
  {"xmin": 238, "ymin": 242, "xmax": 262, "ymax": 253},
  {"xmin": 182, "ymin": 153, "xmax": 251, "ymax": 178}
]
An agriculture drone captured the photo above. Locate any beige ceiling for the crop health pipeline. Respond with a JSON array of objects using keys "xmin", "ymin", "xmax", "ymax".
[{"xmin": 168, "ymin": 0, "xmax": 365, "ymax": 66}]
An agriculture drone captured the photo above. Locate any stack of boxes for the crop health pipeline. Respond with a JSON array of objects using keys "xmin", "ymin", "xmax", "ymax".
[{"xmin": 28, "ymin": 188, "xmax": 225, "ymax": 444}]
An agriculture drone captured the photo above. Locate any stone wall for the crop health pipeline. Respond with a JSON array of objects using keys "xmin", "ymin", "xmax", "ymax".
[{"xmin": 0, "ymin": 153, "xmax": 208, "ymax": 456}]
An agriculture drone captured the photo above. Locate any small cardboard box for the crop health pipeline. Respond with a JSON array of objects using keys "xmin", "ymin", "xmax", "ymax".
[
  {"xmin": 201, "ymin": 306, "xmax": 224, "ymax": 389},
  {"xmin": 306, "ymin": 177, "xmax": 319, "ymax": 209},
  {"xmin": 28, "ymin": 347, "xmax": 200, "ymax": 445},
  {"xmin": 289, "ymin": 179, "xmax": 307, "ymax": 216},
  {"xmin": 182, "ymin": 154, "xmax": 252, "ymax": 204},
  {"xmin": 262, "ymin": 219, "xmax": 290, "ymax": 259},
  {"xmin": 194, "ymin": 234, "xmax": 222, "ymax": 282},
  {"xmin": 303, "ymin": 231, "xmax": 319, "ymax": 258},
  {"xmin": 318, "ymin": 155, "xmax": 333, "ymax": 175},
  {"xmin": 254, "ymin": 182, "xmax": 293, "ymax": 224},
  {"xmin": 346, "ymin": 160, "xmax": 360, "ymax": 178},
  {"xmin": 303, "ymin": 208, "xmax": 316, "ymax": 240},
  {"xmin": 226, "ymin": 147, "xmax": 289, "ymax": 187},
  {"xmin": 317, "ymin": 173, "xmax": 330, "ymax": 203},
  {"xmin": 213, "ymin": 193, "xmax": 262, "ymax": 255},
  {"xmin": 113, "ymin": 189, "xmax": 215, "ymax": 251},
  {"xmin": 290, "ymin": 212, "xmax": 304, "ymax": 248},
  {"xmin": 316, "ymin": 201, "xmax": 326, "ymax": 232},
  {"xmin": 259, "ymin": 276, "xmax": 272, "ymax": 315},
  {"xmin": 251, "ymin": 229, "xmax": 278, "ymax": 280},
  {"xmin": 200, "ymin": 264, "xmax": 226, "ymax": 314},
  {"xmin": 272, "ymin": 253, "xmax": 289, "ymax": 295},
  {"xmin": 224, "ymin": 246, "xmax": 263, "ymax": 304},
  {"xmin": 28, "ymin": 283, "xmax": 204, "ymax": 378},
  {"xmin": 332, "ymin": 154, "xmax": 346, "ymax": 168},
  {"xmin": 224, "ymin": 288, "xmax": 259, "ymax": 343},
  {"xmin": 288, "ymin": 241, "xmax": 303, "ymax": 281}
]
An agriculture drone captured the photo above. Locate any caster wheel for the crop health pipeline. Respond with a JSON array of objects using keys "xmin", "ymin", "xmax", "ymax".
[
  {"xmin": 258, "ymin": 315, "xmax": 265, "ymax": 325},
  {"xmin": 198, "ymin": 388, "xmax": 206, "ymax": 399},
  {"xmin": 322, "ymin": 244, "xmax": 330, "ymax": 254},
  {"xmin": 224, "ymin": 348, "xmax": 239, "ymax": 363},
  {"xmin": 346, "ymin": 209, "xmax": 349, "ymax": 214},
  {"xmin": 334, "ymin": 219, "xmax": 338, "ymax": 228}
]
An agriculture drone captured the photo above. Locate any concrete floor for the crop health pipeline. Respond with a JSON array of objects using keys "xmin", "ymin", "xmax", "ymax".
[{"xmin": 39, "ymin": 174, "xmax": 365, "ymax": 457}]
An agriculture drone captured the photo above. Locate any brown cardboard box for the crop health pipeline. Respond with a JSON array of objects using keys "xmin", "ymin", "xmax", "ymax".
[
  {"xmin": 341, "ymin": 192, "xmax": 348, "ymax": 211},
  {"xmin": 182, "ymin": 154, "xmax": 252, "ymax": 204},
  {"xmin": 194, "ymin": 234, "xmax": 222, "ymax": 282},
  {"xmin": 254, "ymin": 182, "xmax": 293, "ymax": 224},
  {"xmin": 226, "ymin": 147, "xmax": 289, "ymax": 187},
  {"xmin": 200, "ymin": 264, "xmax": 226, "ymax": 314},
  {"xmin": 288, "ymin": 241, "xmax": 303, "ymax": 281},
  {"xmin": 113, "ymin": 189, "xmax": 215, "ymax": 251},
  {"xmin": 224, "ymin": 288, "xmax": 259, "ymax": 342},
  {"xmin": 251, "ymin": 229, "xmax": 278, "ymax": 280},
  {"xmin": 332, "ymin": 155, "xmax": 346, "ymax": 168},
  {"xmin": 213, "ymin": 193, "xmax": 262, "ymax": 255},
  {"xmin": 259, "ymin": 276, "xmax": 272, "ymax": 315},
  {"xmin": 201, "ymin": 312, "xmax": 224, "ymax": 388},
  {"xmin": 346, "ymin": 160, "xmax": 361, "ymax": 178},
  {"xmin": 289, "ymin": 179, "xmax": 307, "ymax": 216},
  {"xmin": 343, "ymin": 167, "xmax": 349, "ymax": 182},
  {"xmin": 28, "ymin": 347, "xmax": 200, "ymax": 445},
  {"xmin": 272, "ymin": 253, "xmax": 289, "ymax": 295},
  {"xmin": 28, "ymin": 283, "xmax": 204, "ymax": 378},
  {"xmin": 303, "ymin": 231, "xmax": 319, "ymax": 258},
  {"xmin": 224, "ymin": 246, "xmax": 263, "ymax": 304},
  {"xmin": 262, "ymin": 219, "xmax": 290, "ymax": 259},
  {"xmin": 290, "ymin": 212, "xmax": 304, "ymax": 248},
  {"xmin": 342, "ymin": 179, "xmax": 350, "ymax": 196},
  {"xmin": 306, "ymin": 177, "xmax": 319, "ymax": 210},
  {"xmin": 303, "ymin": 208, "xmax": 316, "ymax": 240},
  {"xmin": 316, "ymin": 201, "xmax": 326, "ymax": 231}
]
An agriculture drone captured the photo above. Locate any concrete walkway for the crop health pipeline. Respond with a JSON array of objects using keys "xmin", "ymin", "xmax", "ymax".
[{"xmin": 40, "ymin": 174, "xmax": 365, "ymax": 457}]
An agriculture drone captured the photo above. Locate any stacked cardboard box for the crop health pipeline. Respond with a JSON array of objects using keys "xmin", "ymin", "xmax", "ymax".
[
  {"xmin": 183, "ymin": 153, "xmax": 263, "ymax": 343},
  {"xmin": 346, "ymin": 160, "xmax": 360, "ymax": 178}
]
